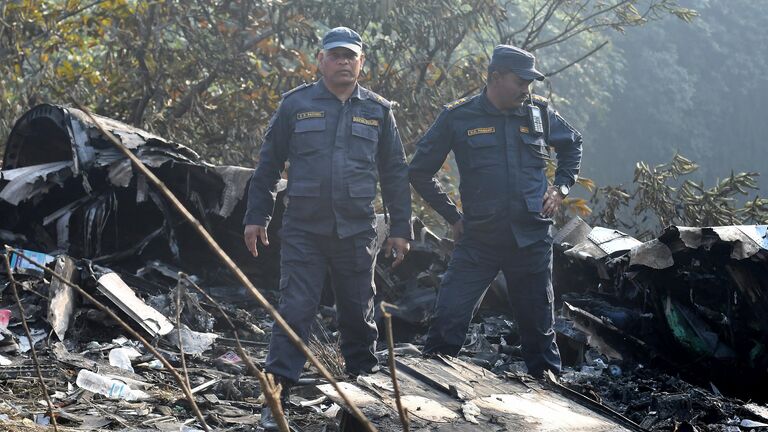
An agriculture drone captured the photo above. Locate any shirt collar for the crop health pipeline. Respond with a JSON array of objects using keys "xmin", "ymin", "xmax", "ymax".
[
  {"xmin": 479, "ymin": 88, "xmax": 501, "ymax": 115},
  {"xmin": 314, "ymin": 79, "xmax": 365, "ymax": 101},
  {"xmin": 351, "ymin": 84, "xmax": 365, "ymax": 101},
  {"xmin": 480, "ymin": 87, "xmax": 527, "ymax": 117}
]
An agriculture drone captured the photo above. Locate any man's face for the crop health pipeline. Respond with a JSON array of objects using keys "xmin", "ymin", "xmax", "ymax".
[
  {"xmin": 492, "ymin": 71, "xmax": 533, "ymax": 109},
  {"xmin": 318, "ymin": 47, "xmax": 365, "ymax": 87}
]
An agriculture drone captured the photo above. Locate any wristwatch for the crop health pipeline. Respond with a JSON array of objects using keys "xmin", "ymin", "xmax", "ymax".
[{"xmin": 555, "ymin": 184, "xmax": 570, "ymax": 197}]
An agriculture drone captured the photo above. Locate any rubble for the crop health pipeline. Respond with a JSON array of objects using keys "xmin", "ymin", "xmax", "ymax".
[
  {"xmin": 554, "ymin": 219, "xmax": 768, "ymax": 384},
  {"xmin": 552, "ymin": 217, "xmax": 768, "ymax": 431},
  {"xmin": 0, "ymin": 104, "xmax": 281, "ymax": 289},
  {"xmin": 1, "ymin": 105, "xmax": 768, "ymax": 430}
]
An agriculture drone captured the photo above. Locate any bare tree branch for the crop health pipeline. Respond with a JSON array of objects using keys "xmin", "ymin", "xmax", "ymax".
[{"xmin": 546, "ymin": 40, "xmax": 609, "ymax": 77}]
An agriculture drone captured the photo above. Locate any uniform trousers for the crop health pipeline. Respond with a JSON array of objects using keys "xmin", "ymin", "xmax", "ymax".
[
  {"xmin": 424, "ymin": 225, "xmax": 561, "ymax": 375},
  {"xmin": 265, "ymin": 226, "xmax": 379, "ymax": 381}
]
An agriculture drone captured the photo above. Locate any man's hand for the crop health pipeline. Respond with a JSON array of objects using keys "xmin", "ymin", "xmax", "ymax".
[
  {"xmin": 451, "ymin": 219, "xmax": 464, "ymax": 242},
  {"xmin": 244, "ymin": 224, "xmax": 269, "ymax": 257},
  {"xmin": 541, "ymin": 185, "xmax": 565, "ymax": 217},
  {"xmin": 384, "ymin": 237, "xmax": 410, "ymax": 268}
]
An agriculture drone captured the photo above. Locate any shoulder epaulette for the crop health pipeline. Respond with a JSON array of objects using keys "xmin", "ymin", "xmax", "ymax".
[
  {"xmin": 531, "ymin": 94, "xmax": 549, "ymax": 106},
  {"xmin": 444, "ymin": 97, "xmax": 471, "ymax": 111},
  {"xmin": 281, "ymin": 83, "xmax": 311, "ymax": 99},
  {"xmin": 366, "ymin": 91, "xmax": 392, "ymax": 109}
]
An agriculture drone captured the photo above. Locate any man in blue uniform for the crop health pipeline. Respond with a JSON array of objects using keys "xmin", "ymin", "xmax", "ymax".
[
  {"xmin": 243, "ymin": 27, "xmax": 412, "ymax": 429},
  {"xmin": 409, "ymin": 45, "xmax": 582, "ymax": 376}
]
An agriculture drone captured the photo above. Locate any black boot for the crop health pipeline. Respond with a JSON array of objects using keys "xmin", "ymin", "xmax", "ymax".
[{"xmin": 260, "ymin": 376, "xmax": 292, "ymax": 431}]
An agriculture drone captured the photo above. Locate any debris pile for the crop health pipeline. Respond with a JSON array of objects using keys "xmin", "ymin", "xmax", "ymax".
[
  {"xmin": 560, "ymin": 359, "xmax": 768, "ymax": 431},
  {"xmin": 1, "ymin": 104, "xmax": 768, "ymax": 430},
  {"xmin": 0, "ymin": 250, "xmax": 272, "ymax": 430},
  {"xmin": 0, "ymin": 104, "xmax": 280, "ymax": 289},
  {"xmin": 552, "ymin": 217, "xmax": 768, "ymax": 431}
]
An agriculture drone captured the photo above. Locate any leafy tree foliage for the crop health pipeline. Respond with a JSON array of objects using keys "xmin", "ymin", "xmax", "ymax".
[
  {"xmin": 590, "ymin": 154, "xmax": 768, "ymax": 240},
  {"xmin": 1, "ymin": 0, "xmax": 693, "ymax": 161},
  {"xmin": 1, "ymin": 0, "xmax": 313, "ymax": 164}
]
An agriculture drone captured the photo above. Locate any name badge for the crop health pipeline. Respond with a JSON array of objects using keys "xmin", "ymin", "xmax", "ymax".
[
  {"xmin": 297, "ymin": 111, "xmax": 324, "ymax": 120},
  {"xmin": 353, "ymin": 116, "xmax": 379, "ymax": 127},
  {"xmin": 520, "ymin": 126, "xmax": 530, "ymax": 133},
  {"xmin": 467, "ymin": 127, "xmax": 495, "ymax": 136}
]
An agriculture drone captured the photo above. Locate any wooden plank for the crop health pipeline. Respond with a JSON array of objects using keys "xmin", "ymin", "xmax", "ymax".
[{"xmin": 318, "ymin": 356, "xmax": 634, "ymax": 431}]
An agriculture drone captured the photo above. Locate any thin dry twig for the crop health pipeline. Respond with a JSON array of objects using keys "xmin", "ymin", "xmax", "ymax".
[
  {"xmin": 380, "ymin": 302, "xmax": 409, "ymax": 432},
  {"xmin": 546, "ymin": 40, "xmax": 609, "ymax": 77},
  {"xmin": 70, "ymin": 100, "xmax": 378, "ymax": 432},
  {"xmin": 2, "ymin": 252, "xmax": 60, "ymax": 432},
  {"xmin": 4, "ymin": 246, "xmax": 212, "ymax": 432},
  {"xmin": 174, "ymin": 282, "xmax": 192, "ymax": 397},
  {"xmin": 180, "ymin": 274, "xmax": 289, "ymax": 432}
]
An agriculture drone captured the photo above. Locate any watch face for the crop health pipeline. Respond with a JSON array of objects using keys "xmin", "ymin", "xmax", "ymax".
[{"xmin": 559, "ymin": 184, "xmax": 570, "ymax": 196}]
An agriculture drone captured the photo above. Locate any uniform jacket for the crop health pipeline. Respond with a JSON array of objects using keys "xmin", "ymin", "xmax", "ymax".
[
  {"xmin": 409, "ymin": 90, "xmax": 581, "ymax": 247},
  {"xmin": 245, "ymin": 80, "xmax": 412, "ymax": 239}
]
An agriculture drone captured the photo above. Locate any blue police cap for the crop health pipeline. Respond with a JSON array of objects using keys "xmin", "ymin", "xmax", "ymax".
[
  {"xmin": 490, "ymin": 45, "xmax": 545, "ymax": 81},
  {"xmin": 322, "ymin": 27, "xmax": 363, "ymax": 54}
]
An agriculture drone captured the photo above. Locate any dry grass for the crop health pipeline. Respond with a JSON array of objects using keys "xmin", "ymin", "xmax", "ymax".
[{"xmin": 308, "ymin": 321, "xmax": 345, "ymax": 379}]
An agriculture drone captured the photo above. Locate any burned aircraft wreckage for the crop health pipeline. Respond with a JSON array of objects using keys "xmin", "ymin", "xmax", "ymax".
[{"xmin": 0, "ymin": 104, "xmax": 767, "ymax": 430}]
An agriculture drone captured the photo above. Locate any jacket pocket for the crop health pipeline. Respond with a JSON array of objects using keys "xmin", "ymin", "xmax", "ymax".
[
  {"xmin": 520, "ymin": 133, "xmax": 549, "ymax": 168},
  {"xmin": 292, "ymin": 118, "xmax": 327, "ymax": 155},
  {"xmin": 288, "ymin": 180, "xmax": 322, "ymax": 197},
  {"xmin": 467, "ymin": 134, "xmax": 499, "ymax": 169},
  {"xmin": 349, "ymin": 123, "xmax": 379, "ymax": 163},
  {"xmin": 463, "ymin": 199, "xmax": 500, "ymax": 230},
  {"xmin": 285, "ymin": 180, "xmax": 321, "ymax": 220},
  {"xmin": 348, "ymin": 182, "xmax": 376, "ymax": 198}
]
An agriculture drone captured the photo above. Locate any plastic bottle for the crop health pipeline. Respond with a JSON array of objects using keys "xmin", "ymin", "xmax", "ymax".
[{"xmin": 75, "ymin": 370, "xmax": 149, "ymax": 401}]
